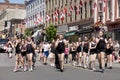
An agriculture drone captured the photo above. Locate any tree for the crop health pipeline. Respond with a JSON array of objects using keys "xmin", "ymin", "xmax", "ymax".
[
  {"xmin": 24, "ymin": 28, "xmax": 32, "ymax": 37},
  {"xmin": 46, "ymin": 24, "xmax": 57, "ymax": 41}
]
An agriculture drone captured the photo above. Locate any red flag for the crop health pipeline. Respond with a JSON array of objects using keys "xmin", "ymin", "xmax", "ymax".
[
  {"xmin": 34, "ymin": 21, "xmax": 38, "ymax": 25},
  {"xmin": 103, "ymin": 0, "xmax": 106, "ymax": 3},
  {"xmin": 63, "ymin": 7, "xmax": 67, "ymax": 13},
  {"xmin": 68, "ymin": 11, "xmax": 71, "ymax": 17},
  {"xmin": 94, "ymin": 2, "xmax": 97, "ymax": 8},
  {"xmin": 46, "ymin": 14, "xmax": 51, "ymax": 21},
  {"xmin": 79, "ymin": 0, "xmax": 83, "ymax": 7},
  {"xmin": 70, "ymin": 6, "xmax": 73, "ymax": 11},
  {"xmin": 60, "ymin": 12, "xmax": 65, "ymax": 21},
  {"xmin": 92, "ymin": 2, "xmax": 97, "ymax": 13},
  {"xmin": 38, "ymin": 17, "xmax": 43, "ymax": 23}
]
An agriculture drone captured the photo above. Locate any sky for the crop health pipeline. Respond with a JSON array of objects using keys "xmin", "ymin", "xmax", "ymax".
[{"xmin": 0, "ymin": 0, "xmax": 24, "ymax": 4}]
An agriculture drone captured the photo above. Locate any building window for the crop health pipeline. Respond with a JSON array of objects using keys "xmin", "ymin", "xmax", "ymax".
[
  {"xmin": 84, "ymin": 2, "xmax": 87, "ymax": 18},
  {"xmin": 118, "ymin": 0, "xmax": 120, "ymax": 17},
  {"xmin": 108, "ymin": 0, "xmax": 111, "ymax": 19},
  {"xmin": 80, "ymin": 7, "xmax": 83, "ymax": 19},
  {"xmin": 58, "ymin": 0, "xmax": 60, "ymax": 6},
  {"xmin": 89, "ymin": 1, "xmax": 92, "ymax": 17}
]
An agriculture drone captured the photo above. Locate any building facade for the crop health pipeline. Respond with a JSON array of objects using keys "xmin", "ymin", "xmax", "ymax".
[
  {"xmin": 0, "ymin": 0, "xmax": 26, "ymax": 37},
  {"xmin": 45, "ymin": 0, "xmax": 96, "ymax": 41},
  {"xmin": 95, "ymin": 0, "xmax": 120, "ymax": 41},
  {"xmin": 25, "ymin": 0, "xmax": 46, "ymax": 29}
]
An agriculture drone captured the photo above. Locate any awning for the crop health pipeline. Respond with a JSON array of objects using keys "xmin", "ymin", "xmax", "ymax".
[
  {"xmin": 64, "ymin": 31, "xmax": 77, "ymax": 36},
  {"xmin": 78, "ymin": 28, "xmax": 94, "ymax": 34}
]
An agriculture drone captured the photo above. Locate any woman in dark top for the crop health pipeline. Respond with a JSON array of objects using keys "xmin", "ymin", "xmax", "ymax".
[
  {"xmin": 89, "ymin": 36, "xmax": 97, "ymax": 71},
  {"xmin": 70, "ymin": 42, "xmax": 77, "ymax": 66},
  {"xmin": 76, "ymin": 37, "xmax": 82, "ymax": 66},
  {"xmin": 55, "ymin": 35, "xmax": 66, "ymax": 72},
  {"xmin": 49, "ymin": 40, "xmax": 56, "ymax": 67},
  {"xmin": 82, "ymin": 36, "xmax": 89, "ymax": 69},
  {"xmin": 26, "ymin": 37, "xmax": 35, "ymax": 72},
  {"xmin": 96, "ymin": 31, "xmax": 107, "ymax": 73},
  {"xmin": 21, "ymin": 39, "xmax": 27, "ymax": 71},
  {"xmin": 105, "ymin": 37, "xmax": 113, "ymax": 69},
  {"xmin": 13, "ymin": 37, "xmax": 23, "ymax": 72}
]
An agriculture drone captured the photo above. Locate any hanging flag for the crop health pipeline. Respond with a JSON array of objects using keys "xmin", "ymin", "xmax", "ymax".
[
  {"xmin": 46, "ymin": 14, "xmax": 51, "ymax": 21},
  {"xmin": 34, "ymin": 21, "xmax": 39, "ymax": 25},
  {"xmin": 92, "ymin": 2, "xmax": 97, "ymax": 13},
  {"xmin": 103, "ymin": 0, "xmax": 106, "ymax": 12},
  {"xmin": 63, "ymin": 7, "xmax": 67, "ymax": 13},
  {"xmin": 70, "ymin": 6, "xmax": 73, "ymax": 12},
  {"xmin": 60, "ymin": 12, "xmax": 65, "ymax": 21},
  {"xmin": 38, "ymin": 17, "xmax": 43, "ymax": 23},
  {"xmin": 79, "ymin": 0, "xmax": 83, "ymax": 7},
  {"xmin": 68, "ymin": 11, "xmax": 71, "ymax": 17}
]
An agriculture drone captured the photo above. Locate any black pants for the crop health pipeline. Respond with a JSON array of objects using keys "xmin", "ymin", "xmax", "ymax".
[{"xmin": 55, "ymin": 53, "xmax": 60, "ymax": 69}]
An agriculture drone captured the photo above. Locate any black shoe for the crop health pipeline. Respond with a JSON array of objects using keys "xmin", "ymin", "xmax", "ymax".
[
  {"xmin": 109, "ymin": 66, "xmax": 112, "ymax": 69},
  {"xmin": 60, "ymin": 69, "xmax": 64, "ymax": 72},
  {"xmin": 44, "ymin": 63, "xmax": 47, "ymax": 65},
  {"xmin": 105, "ymin": 63, "xmax": 107, "ymax": 68},
  {"xmin": 99, "ymin": 65, "xmax": 102, "ymax": 69},
  {"xmin": 101, "ymin": 69, "xmax": 104, "ymax": 73}
]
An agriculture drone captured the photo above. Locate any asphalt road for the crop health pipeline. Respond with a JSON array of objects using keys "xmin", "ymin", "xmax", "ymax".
[{"xmin": 0, "ymin": 53, "xmax": 120, "ymax": 80}]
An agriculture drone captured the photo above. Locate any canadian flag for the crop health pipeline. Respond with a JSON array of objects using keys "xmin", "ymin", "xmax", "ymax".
[
  {"xmin": 68, "ymin": 11, "xmax": 71, "ymax": 17},
  {"xmin": 38, "ymin": 17, "xmax": 43, "ymax": 23},
  {"xmin": 34, "ymin": 21, "xmax": 39, "ymax": 25},
  {"xmin": 103, "ymin": 0, "xmax": 106, "ymax": 12},
  {"xmin": 46, "ymin": 14, "xmax": 51, "ymax": 21},
  {"xmin": 63, "ymin": 7, "xmax": 67, "ymax": 13},
  {"xmin": 79, "ymin": 0, "xmax": 83, "ymax": 7},
  {"xmin": 92, "ymin": 2, "xmax": 97, "ymax": 13},
  {"xmin": 70, "ymin": 6, "xmax": 73, "ymax": 12},
  {"xmin": 60, "ymin": 12, "xmax": 65, "ymax": 21}
]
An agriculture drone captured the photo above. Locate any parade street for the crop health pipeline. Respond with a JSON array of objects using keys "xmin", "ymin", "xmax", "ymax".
[{"xmin": 0, "ymin": 53, "xmax": 120, "ymax": 80}]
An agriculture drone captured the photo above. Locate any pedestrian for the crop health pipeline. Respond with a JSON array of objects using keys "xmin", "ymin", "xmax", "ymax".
[
  {"xmin": 82, "ymin": 36, "xmax": 89, "ymax": 69},
  {"xmin": 76, "ymin": 37, "xmax": 82, "ymax": 66},
  {"xmin": 105, "ymin": 37, "xmax": 113, "ymax": 69},
  {"xmin": 55, "ymin": 35, "xmax": 66, "ymax": 72},
  {"xmin": 49, "ymin": 39, "xmax": 56, "ymax": 67},
  {"xmin": 43, "ymin": 42, "xmax": 50, "ymax": 65},
  {"xmin": 89, "ymin": 36, "xmax": 97, "ymax": 71},
  {"xmin": 13, "ymin": 37, "xmax": 23, "ymax": 72},
  {"xmin": 26, "ymin": 37, "xmax": 35, "ymax": 72},
  {"xmin": 21, "ymin": 39, "xmax": 27, "ymax": 71},
  {"xmin": 96, "ymin": 31, "xmax": 107, "ymax": 73}
]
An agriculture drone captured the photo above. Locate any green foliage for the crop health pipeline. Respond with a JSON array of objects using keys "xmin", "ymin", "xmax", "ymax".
[
  {"xmin": 46, "ymin": 24, "xmax": 57, "ymax": 41},
  {"xmin": 24, "ymin": 28, "xmax": 32, "ymax": 37}
]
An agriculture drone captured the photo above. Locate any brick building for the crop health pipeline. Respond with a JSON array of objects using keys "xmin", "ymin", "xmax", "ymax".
[
  {"xmin": 95, "ymin": 0, "xmax": 120, "ymax": 41},
  {"xmin": 0, "ymin": 0, "xmax": 25, "ymax": 38},
  {"xmin": 45, "ymin": 0, "xmax": 96, "ymax": 41}
]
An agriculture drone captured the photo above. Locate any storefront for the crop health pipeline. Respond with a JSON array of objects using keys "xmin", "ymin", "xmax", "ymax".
[
  {"xmin": 65, "ymin": 18, "xmax": 94, "ymax": 42},
  {"xmin": 106, "ymin": 20, "xmax": 120, "ymax": 41}
]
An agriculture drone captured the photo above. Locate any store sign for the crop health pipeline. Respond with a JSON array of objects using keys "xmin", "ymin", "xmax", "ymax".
[{"xmin": 69, "ymin": 26, "xmax": 78, "ymax": 31}]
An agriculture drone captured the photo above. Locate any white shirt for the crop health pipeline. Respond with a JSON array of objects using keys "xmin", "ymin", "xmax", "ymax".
[{"xmin": 43, "ymin": 44, "xmax": 50, "ymax": 52}]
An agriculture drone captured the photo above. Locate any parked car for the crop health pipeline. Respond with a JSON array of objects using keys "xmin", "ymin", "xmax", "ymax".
[{"xmin": 0, "ymin": 39, "xmax": 9, "ymax": 53}]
